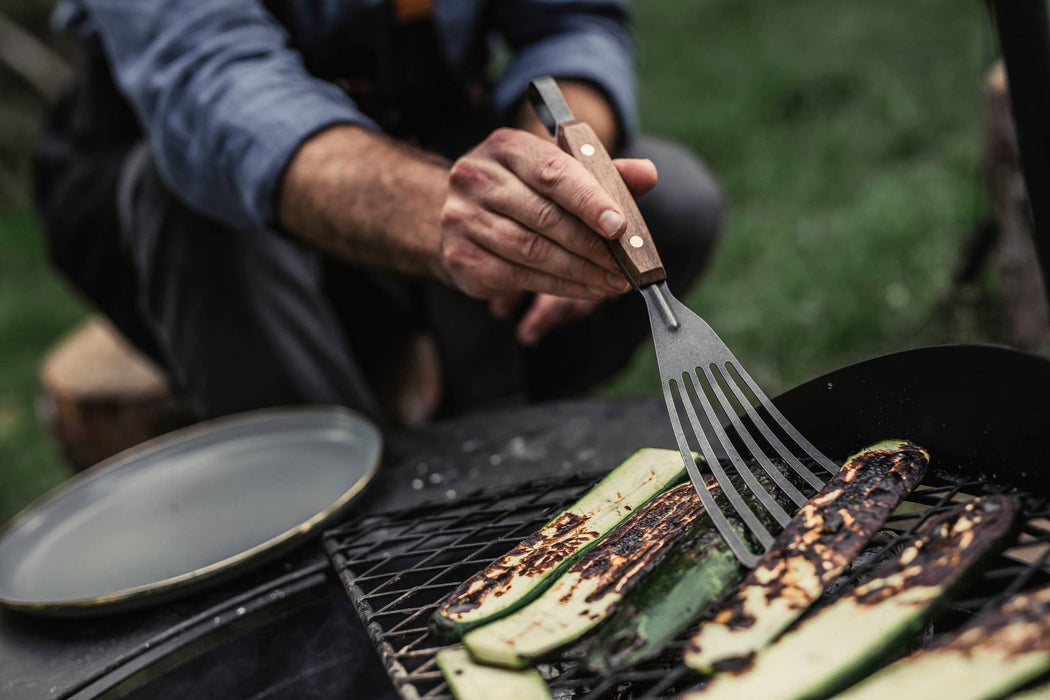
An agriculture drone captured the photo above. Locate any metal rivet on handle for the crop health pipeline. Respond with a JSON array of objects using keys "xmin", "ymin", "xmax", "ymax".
[
  {"xmin": 580, "ymin": 143, "xmax": 596, "ymax": 156},
  {"xmin": 629, "ymin": 235, "xmax": 644, "ymax": 248}
]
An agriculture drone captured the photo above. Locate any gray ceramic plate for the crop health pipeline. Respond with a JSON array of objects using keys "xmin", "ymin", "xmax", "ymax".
[{"xmin": 0, "ymin": 406, "xmax": 381, "ymax": 615}]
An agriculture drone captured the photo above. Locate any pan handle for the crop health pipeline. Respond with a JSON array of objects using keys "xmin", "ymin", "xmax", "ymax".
[{"xmin": 529, "ymin": 78, "xmax": 666, "ymax": 288}]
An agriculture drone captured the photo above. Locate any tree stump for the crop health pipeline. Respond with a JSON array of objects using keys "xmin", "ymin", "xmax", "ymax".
[
  {"xmin": 39, "ymin": 316, "xmax": 182, "ymax": 471},
  {"xmin": 984, "ymin": 62, "xmax": 1050, "ymax": 352}
]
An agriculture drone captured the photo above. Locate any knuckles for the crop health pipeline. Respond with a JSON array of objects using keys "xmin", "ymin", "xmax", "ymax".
[
  {"xmin": 448, "ymin": 158, "xmax": 490, "ymax": 194},
  {"xmin": 439, "ymin": 202, "xmax": 479, "ymax": 273},
  {"xmin": 533, "ymin": 198, "xmax": 563, "ymax": 232},
  {"xmin": 439, "ymin": 215, "xmax": 506, "ymax": 300},
  {"xmin": 536, "ymin": 154, "xmax": 571, "ymax": 190},
  {"xmin": 439, "ymin": 199, "xmax": 473, "ymax": 231},
  {"xmin": 440, "ymin": 236, "xmax": 475, "ymax": 275},
  {"xmin": 441, "ymin": 243, "xmax": 494, "ymax": 299},
  {"xmin": 519, "ymin": 232, "xmax": 551, "ymax": 264},
  {"xmin": 484, "ymin": 127, "xmax": 520, "ymax": 151},
  {"xmin": 573, "ymin": 187, "xmax": 604, "ymax": 220}
]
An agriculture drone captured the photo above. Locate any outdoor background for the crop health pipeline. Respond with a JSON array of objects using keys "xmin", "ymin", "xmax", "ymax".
[{"xmin": 0, "ymin": 0, "xmax": 1022, "ymax": 524}]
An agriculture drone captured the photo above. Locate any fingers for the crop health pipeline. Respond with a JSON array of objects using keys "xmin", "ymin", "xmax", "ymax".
[
  {"xmin": 493, "ymin": 129, "xmax": 629, "ymax": 240},
  {"xmin": 482, "ymin": 174, "xmax": 623, "ymax": 275},
  {"xmin": 440, "ymin": 128, "xmax": 655, "ymax": 303},
  {"xmin": 441, "ymin": 197, "xmax": 628, "ymax": 298},
  {"xmin": 467, "ymin": 203, "xmax": 626, "ymax": 291},
  {"xmin": 614, "ymin": 158, "xmax": 658, "ymax": 198},
  {"xmin": 441, "ymin": 232, "xmax": 613, "ymax": 300},
  {"xmin": 517, "ymin": 294, "xmax": 602, "ymax": 346}
]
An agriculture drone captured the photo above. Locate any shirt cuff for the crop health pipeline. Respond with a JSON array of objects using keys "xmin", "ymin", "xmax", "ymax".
[
  {"xmin": 235, "ymin": 81, "xmax": 379, "ymax": 229},
  {"xmin": 493, "ymin": 30, "xmax": 638, "ymax": 139}
]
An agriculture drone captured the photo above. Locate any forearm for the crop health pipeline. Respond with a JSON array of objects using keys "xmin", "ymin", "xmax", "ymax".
[
  {"xmin": 277, "ymin": 124, "xmax": 450, "ymax": 281},
  {"xmin": 279, "ymin": 81, "xmax": 618, "ymax": 283}
]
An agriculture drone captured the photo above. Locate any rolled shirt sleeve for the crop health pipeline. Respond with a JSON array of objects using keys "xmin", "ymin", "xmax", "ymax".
[
  {"xmin": 492, "ymin": 0, "xmax": 638, "ymax": 138},
  {"xmin": 74, "ymin": 0, "xmax": 378, "ymax": 230}
]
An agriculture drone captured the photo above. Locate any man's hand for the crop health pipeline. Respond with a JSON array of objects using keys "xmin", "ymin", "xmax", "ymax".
[
  {"xmin": 486, "ymin": 156, "xmax": 659, "ymax": 346},
  {"xmin": 278, "ymin": 81, "xmax": 655, "ymax": 351},
  {"xmin": 490, "ymin": 293, "xmax": 601, "ymax": 345},
  {"xmin": 440, "ymin": 129, "xmax": 657, "ymax": 302}
]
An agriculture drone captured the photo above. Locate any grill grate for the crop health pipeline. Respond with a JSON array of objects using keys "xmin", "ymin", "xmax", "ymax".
[{"xmin": 323, "ymin": 470, "xmax": 1050, "ymax": 699}]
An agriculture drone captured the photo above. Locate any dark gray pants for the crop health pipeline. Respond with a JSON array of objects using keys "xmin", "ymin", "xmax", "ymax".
[{"xmin": 112, "ymin": 136, "xmax": 723, "ymax": 423}]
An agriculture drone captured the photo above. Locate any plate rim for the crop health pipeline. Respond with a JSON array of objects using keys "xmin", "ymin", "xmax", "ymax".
[{"xmin": 0, "ymin": 404, "xmax": 382, "ymax": 613}]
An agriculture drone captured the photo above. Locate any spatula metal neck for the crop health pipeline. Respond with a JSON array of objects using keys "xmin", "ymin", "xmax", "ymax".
[{"xmin": 642, "ymin": 282, "xmax": 681, "ymax": 331}]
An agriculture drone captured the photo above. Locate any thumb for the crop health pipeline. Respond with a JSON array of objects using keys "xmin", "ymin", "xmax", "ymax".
[{"xmin": 614, "ymin": 158, "xmax": 658, "ymax": 198}]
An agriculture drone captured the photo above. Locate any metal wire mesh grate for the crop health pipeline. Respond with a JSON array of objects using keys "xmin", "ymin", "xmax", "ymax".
[{"xmin": 323, "ymin": 470, "xmax": 1050, "ymax": 699}]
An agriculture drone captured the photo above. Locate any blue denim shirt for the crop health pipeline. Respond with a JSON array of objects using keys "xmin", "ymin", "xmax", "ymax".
[{"xmin": 53, "ymin": 0, "xmax": 636, "ymax": 230}]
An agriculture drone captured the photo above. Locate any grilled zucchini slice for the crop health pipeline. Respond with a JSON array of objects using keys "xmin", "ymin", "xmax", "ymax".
[
  {"xmin": 463, "ymin": 481, "xmax": 707, "ymax": 668},
  {"xmin": 436, "ymin": 647, "xmax": 550, "ymax": 700},
  {"xmin": 836, "ymin": 583, "xmax": 1050, "ymax": 700},
  {"xmin": 430, "ymin": 448, "xmax": 686, "ymax": 638},
  {"xmin": 585, "ymin": 521, "xmax": 742, "ymax": 673},
  {"xmin": 687, "ymin": 495, "xmax": 1019, "ymax": 699},
  {"xmin": 684, "ymin": 439, "xmax": 929, "ymax": 674},
  {"xmin": 585, "ymin": 470, "xmax": 791, "ymax": 672}
]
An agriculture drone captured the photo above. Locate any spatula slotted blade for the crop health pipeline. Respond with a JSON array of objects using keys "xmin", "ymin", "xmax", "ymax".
[{"xmin": 642, "ymin": 282, "xmax": 840, "ymax": 567}]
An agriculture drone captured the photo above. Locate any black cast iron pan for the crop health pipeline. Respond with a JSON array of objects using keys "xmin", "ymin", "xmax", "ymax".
[{"xmin": 774, "ymin": 343, "xmax": 1050, "ymax": 491}]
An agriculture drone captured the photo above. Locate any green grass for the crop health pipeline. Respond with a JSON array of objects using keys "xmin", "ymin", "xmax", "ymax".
[
  {"xmin": 603, "ymin": 0, "xmax": 1007, "ymax": 397},
  {"xmin": 0, "ymin": 194, "xmax": 87, "ymax": 522},
  {"xmin": 0, "ymin": 0, "xmax": 1013, "ymax": 523}
]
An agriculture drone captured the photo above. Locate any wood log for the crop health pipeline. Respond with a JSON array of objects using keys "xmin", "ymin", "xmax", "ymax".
[{"xmin": 39, "ymin": 317, "xmax": 183, "ymax": 472}]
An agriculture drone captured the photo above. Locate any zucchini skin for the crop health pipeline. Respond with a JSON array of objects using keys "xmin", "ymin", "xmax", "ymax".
[
  {"xmin": 684, "ymin": 439, "xmax": 929, "ymax": 674},
  {"xmin": 685, "ymin": 495, "xmax": 1019, "ymax": 700},
  {"xmin": 585, "ymin": 518, "xmax": 742, "ymax": 673},
  {"xmin": 463, "ymin": 482, "xmax": 708, "ymax": 668},
  {"xmin": 430, "ymin": 448, "xmax": 686, "ymax": 638},
  {"xmin": 836, "ymin": 583, "xmax": 1050, "ymax": 700},
  {"xmin": 1009, "ymin": 682, "xmax": 1050, "ymax": 699},
  {"xmin": 436, "ymin": 647, "xmax": 550, "ymax": 700},
  {"xmin": 586, "ymin": 470, "xmax": 792, "ymax": 673}
]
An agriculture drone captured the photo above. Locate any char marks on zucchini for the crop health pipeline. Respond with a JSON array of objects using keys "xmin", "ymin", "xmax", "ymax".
[
  {"xmin": 431, "ymin": 448, "xmax": 687, "ymax": 637},
  {"xmin": 463, "ymin": 482, "xmax": 710, "ymax": 668},
  {"xmin": 684, "ymin": 439, "xmax": 929, "ymax": 674},
  {"xmin": 441, "ymin": 512, "xmax": 595, "ymax": 617},
  {"xmin": 585, "ymin": 519, "xmax": 743, "ymax": 672},
  {"xmin": 584, "ymin": 471, "xmax": 791, "ymax": 673},
  {"xmin": 931, "ymin": 585, "xmax": 1050, "ymax": 659},
  {"xmin": 836, "ymin": 584, "xmax": 1050, "ymax": 700},
  {"xmin": 855, "ymin": 494, "xmax": 1017, "ymax": 606},
  {"xmin": 684, "ymin": 495, "xmax": 1019, "ymax": 700},
  {"xmin": 573, "ymin": 482, "xmax": 705, "ymax": 603}
]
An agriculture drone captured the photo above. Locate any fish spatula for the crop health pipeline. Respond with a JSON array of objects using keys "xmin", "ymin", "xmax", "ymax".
[{"xmin": 529, "ymin": 77, "xmax": 841, "ymax": 567}]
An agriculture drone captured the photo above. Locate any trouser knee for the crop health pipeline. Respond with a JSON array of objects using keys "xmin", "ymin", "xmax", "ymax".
[{"xmin": 623, "ymin": 135, "xmax": 726, "ymax": 293}]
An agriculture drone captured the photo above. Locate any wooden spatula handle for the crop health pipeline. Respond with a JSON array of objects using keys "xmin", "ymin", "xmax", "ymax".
[{"xmin": 557, "ymin": 120, "xmax": 666, "ymax": 287}]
